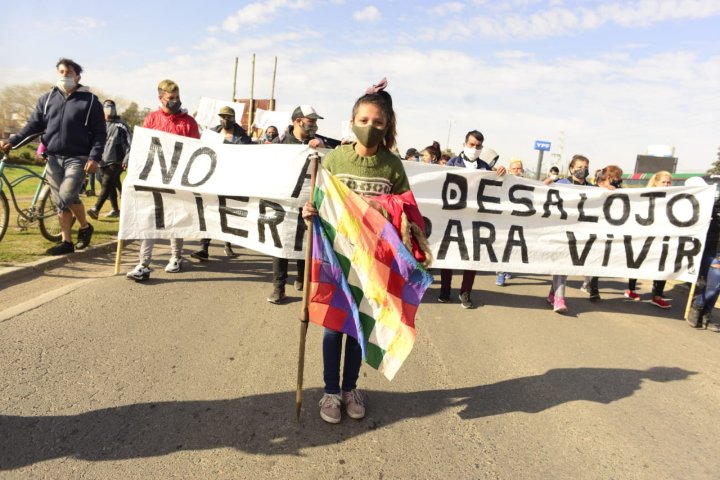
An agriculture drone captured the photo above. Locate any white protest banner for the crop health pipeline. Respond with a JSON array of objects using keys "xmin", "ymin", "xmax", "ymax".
[
  {"xmin": 195, "ymin": 97, "xmax": 247, "ymax": 130},
  {"xmin": 120, "ymin": 128, "xmax": 714, "ymax": 282},
  {"xmin": 119, "ymin": 127, "xmax": 314, "ymax": 260},
  {"xmin": 403, "ymin": 161, "xmax": 714, "ymax": 282},
  {"xmin": 253, "ymin": 108, "xmax": 291, "ymax": 130}
]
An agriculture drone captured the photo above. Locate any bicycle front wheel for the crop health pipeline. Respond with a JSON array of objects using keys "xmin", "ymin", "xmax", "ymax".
[
  {"xmin": 0, "ymin": 190, "xmax": 9, "ymax": 242},
  {"xmin": 38, "ymin": 187, "xmax": 62, "ymax": 242}
]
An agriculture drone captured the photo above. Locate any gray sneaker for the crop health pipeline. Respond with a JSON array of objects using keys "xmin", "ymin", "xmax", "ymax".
[
  {"xmin": 342, "ymin": 389, "xmax": 366, "ymax": 420},
  {"xmin": 319, "ymin": 393, "xmax": 342, "ymax": 424},
  {"xmin": 459, "ymin": 291, "xmax": 474, "ymax": 309}
]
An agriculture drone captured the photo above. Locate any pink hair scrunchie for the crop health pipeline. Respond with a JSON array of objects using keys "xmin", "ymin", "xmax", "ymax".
[{"xmin": 365, "ymin": 77, "xmax": 388, "ymax": 95}]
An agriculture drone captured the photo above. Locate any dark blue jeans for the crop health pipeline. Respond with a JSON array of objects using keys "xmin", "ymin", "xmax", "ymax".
[
  {"xmin": 693, "ymin": 255, "xmax": 720, "ymax": 316},
  {"xmin": 323, "ymin": 328, "xmax": 362, "ymax": 394}
]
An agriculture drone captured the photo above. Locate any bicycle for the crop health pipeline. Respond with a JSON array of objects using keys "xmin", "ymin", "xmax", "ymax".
[{"xmin": 0, "ymin": 135, "xmax": 62, "ymax": 243}]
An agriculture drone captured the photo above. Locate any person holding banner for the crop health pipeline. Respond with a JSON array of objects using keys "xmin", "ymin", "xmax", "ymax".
[
  {"xmin": 267, "ymin": 105, "xmax": 326, "ymax": 304},
  {"xmin": 579, "ymin": 165, "xmax": 623, "ymax": 302},
  {"xmin": 126, "ymin": 79, "xmax": 200, "ymax": 281},
  {"xmin": 302, "ymin": 78, "xmax": 412, "ymax": 424},
  {"xmin": 496, "ymin": 159, "xmax": 525, "ymax": 287},
  {"xmin": 190, "ymin": 106, "xmax": 251, "ymax": 261},
  {"xmin": 686, "ymin": 176, "xmax": 720, "ymax": 331},
  {"xmin": 624, "ymin": 171, "xmax": 672, "ymax": 309},
  {"xmin": 439, "ymin": 130, "xmax": 505, "ymax": 308},
  {"xmin": 547, "ymin": 154, "xmax": 594, "ymax": 313}
]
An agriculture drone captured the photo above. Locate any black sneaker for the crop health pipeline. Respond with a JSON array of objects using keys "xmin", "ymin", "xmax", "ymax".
[
  {"xmin": 294, "ymin": 279, "xmax": 304, "ymax": 291},
  {"xmin": 86, "ymin": 207, "xmax": 99, "ymax": 220},
  {"xmin": 224, "ymin": 244, "xmax": 239, "ymax": 258},
  {"xmin": 459, "ymin": 291, "xmax": 474, "ymax": 309},
  {"xmin": 589, "ymin": 290, "xmax": 601, "ymax": 301},
  {"xmin": 75, "ymin": 224, "xmax": 94, "ymax": 250},
  {"xmin": 46, "ymin": 241, "xmax": 74, "ymax": 256},
  {"xmin": 191, "ymin": 249, "xmax": 209, "ymax": 261},
  {"xmin": 438, "ymin": 292, "xmax": 450, "ymax": 303},
  {"xmin": 267, "ymin": 287, "xmax": 287, "ymax": 304}
]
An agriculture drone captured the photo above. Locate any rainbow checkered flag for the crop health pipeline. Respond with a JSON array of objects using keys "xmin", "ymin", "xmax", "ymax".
[{"xmin": 308, "ymin": 164, "xmax": 433, "ymax": 380}]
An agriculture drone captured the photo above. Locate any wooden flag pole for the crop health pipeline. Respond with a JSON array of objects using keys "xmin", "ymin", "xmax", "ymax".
[
  {"xmin": 296, "ymin": 153, "xmax": 319, "ymax": 421},
  {"xmin": 114, "ymin": 239, "xmax": 124, "ymax": 275},
  {"xmin": 684, "ymin": 281, "xmax": 697, "ymax": 321}
]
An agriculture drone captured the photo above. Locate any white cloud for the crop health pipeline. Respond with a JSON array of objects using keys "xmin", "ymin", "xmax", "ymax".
[
  {"xmin": 59, "ymin": 16, "xmax": 105, "ymax": 33},
  {"xmin": 430, "ymin": 2, "xmax": 465, "ymax": 16},
  {"xmin": 222, "ymin": 0, "xmax": 312, "ymax": 31},
  {"xmin": 469, "ymin": 0, "xmax": 720, "ymax": 39},
  {"xmin": 353, "ymin": 6, "xmax": 381, "ymax": 22}
]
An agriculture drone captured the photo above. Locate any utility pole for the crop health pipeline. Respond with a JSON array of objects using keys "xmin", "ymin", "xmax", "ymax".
[
  {"xmin": 270, "ymin": 56, "xmax": 277, "ymax": 111},
  {"xmin": 248, "ymin": 53, "xmax": 256, "ymax": 131},
  {"xmin": 446, "ymin": 120, "xmax": 453, "ymax": 151},
  {"xmin": 232, "ymin": 57, "xmax": 238, "ymax": 101}
]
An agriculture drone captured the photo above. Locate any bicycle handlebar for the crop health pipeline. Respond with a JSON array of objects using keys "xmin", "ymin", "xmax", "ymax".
[{"xmin": 9, "ymin": 132, "xmax": 43, "ymax": 150}]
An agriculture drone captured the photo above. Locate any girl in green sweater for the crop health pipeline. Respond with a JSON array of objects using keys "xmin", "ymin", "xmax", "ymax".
[{"xmin": 302, "ymin": 78, "xmax": 410, "ymax": 424}]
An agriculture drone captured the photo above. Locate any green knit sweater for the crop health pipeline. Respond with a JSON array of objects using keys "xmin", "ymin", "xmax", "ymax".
[{"xmin": 322, "ymin": 144, "xmax": 410, "ymax": 197}]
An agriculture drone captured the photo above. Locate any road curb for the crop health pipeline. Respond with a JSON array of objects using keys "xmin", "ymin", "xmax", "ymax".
[{"xmin": 0, "ymin": 240, "xmax": 120, "ymax": 284}]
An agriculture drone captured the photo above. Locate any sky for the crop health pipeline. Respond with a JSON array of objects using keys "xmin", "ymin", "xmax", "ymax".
[{"xmin": 1, "ymin": 0, "xmax": 719, "ymax": 174}]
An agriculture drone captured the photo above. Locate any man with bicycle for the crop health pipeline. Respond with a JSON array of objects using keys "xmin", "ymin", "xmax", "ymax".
[{"xmin": 0, "ymin": 58, "xmax": 106, "ymax": 255}]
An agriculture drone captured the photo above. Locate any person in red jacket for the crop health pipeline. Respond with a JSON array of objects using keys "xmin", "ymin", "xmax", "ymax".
[{"xmin": 126, "ymin": 79, "xmax": 200, "ymax": 281}]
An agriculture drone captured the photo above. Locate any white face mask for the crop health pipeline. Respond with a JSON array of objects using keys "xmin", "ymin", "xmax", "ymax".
[
  {"xmin": 57, "ymin": 76, "xmax": 77, "ymax": 93},
  {"xmin": 549, "ymin": 174, "xmax": 558, "ymax": 180},
  {"xmin": 463, "ymin": 146, "xmax": 480, "ymax": 161}
]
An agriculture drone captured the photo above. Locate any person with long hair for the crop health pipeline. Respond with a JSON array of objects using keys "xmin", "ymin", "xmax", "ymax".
[
  {"xmin": 624, "ymin": 171, "xmax": 673, "ymax": 309},
  {"xmin": 302, "ymin": 78, "xmax": 411, "ymax": 424},
  {"xmin": 420, "ymin": 141, "xmax": 441, "ymax": 164},
  {"xmin": 548, "ymin": 154, "xmax": 593, "ymax": 313}
]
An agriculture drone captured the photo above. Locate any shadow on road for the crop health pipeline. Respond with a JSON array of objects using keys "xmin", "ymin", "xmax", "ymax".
[{"xmin": 0, "ymin": 366, "xmax": 695, "ymax": 469}]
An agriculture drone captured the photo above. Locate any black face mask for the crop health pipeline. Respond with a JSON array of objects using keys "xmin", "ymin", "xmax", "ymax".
[
  {"xmin": 266, "ymin": 132, "xmax": 278, "ymax": 140},
  {"xmin": 610, "ymin": 180, "xmax": 623, "ymax": 188},
  {"xmin": 573, "ymin": 167, "xmax": 589, "ymax": 180},
  {"xmin": 166, "ymin": 99, "xmax": 182, "ymax": 114},
  {"xmin": 221, "ymin": 118, "xmax": 235, "ymax": 130}
]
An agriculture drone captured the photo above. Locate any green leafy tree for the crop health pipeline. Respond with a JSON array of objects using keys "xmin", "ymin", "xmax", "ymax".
[
  {"xmin": 121, "ymin": 102, "xmax": 149, "ymax": 129},
  {"xmin": 708, "ymin": 147, "xmax": 720, "ymax": 175}
]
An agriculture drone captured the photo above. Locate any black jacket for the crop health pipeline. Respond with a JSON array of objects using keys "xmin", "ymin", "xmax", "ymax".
[{"xmin": 11, "ymin": 86, "xmax": 106, "ymax": 160}]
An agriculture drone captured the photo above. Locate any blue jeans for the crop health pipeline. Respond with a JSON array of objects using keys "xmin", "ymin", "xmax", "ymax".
[
  {"xmin": 323, "ymin": 328, "xmax": 362, "ymax": 394},
  {"xmin": 45, "ymin": 155, "xmax": 87, "ymax": 212},
  {"xmin": 693, "ymin": 255, "xmax": 720, "ymax": 316}
]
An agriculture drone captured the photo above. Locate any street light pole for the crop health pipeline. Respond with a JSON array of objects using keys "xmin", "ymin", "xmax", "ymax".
[{"xmin": 446, "ymin": 120, "xmax": 453, "ymax": 151}]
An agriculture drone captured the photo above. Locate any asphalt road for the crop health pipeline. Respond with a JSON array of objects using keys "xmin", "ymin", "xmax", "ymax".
[{"xmin": 1, "ymin": 241, "xmax": 719, "ymax": 479}]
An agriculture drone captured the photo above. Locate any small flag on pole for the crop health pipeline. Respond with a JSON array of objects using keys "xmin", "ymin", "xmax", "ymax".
[{"xmin": 308, "ymin": 165, "xmax": 433, "ymax": 380}]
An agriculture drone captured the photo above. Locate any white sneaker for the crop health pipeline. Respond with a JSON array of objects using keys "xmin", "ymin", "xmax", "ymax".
[
  {"xmin": 126, "ymin": 264, "xmax": 151, "ymax": 281},
  {"xmin": 165, "ymin": 257, "xmax": 183, "ymax": 273}
]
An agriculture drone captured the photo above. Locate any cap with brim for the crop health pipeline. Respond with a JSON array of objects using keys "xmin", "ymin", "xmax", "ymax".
[
  {"xmin": 292, "ymin": 105, "xmax": 323, "ymax": 120},
  {"xmin": 218, "ymin": 106, "xmax": 235, "ymax": 117}
]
